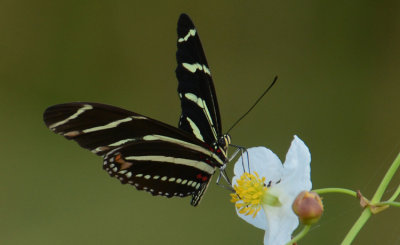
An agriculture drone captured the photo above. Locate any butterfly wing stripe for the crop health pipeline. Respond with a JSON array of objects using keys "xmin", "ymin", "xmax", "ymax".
[
  {"xmin": 178, "ymin": 29, "xmax": 196, "ymax": 43},
  {"xmin": 81, "ymin": 117, "xmax": 132, "ymax": 134},
  {"xmin": 93, "ymin": 133, "xmax": 224, "ymax": 167},
  {"xmin": 92, "ymin": 133, "xmax": 221, "ymax": 164},
  {"xmin": 184, "ymin": 93, "xmax": 217, "ymax": 139},
  {"xmin": 49, "ymin": 104, "xmax": 93, "ymax": 130},
  {"xmin": 186, "ymin": 117, "xmax": 204, "ymax": 141},
  {"xmin": 91, "ymin": 138, "xmax": 139, "ymax": 154},
  {"xmin": 64, "ymin": 117, "xmax": 148, "ymax": 136},
  {"xmin": 142, "ymin": 134, "xmax": 224, "ymax": 166},
  {"xmin": 124, "ymin": 155, "xmax": 214, "ymax": 174},
  {"xmin": 108, "ymin": 138, "xmax": 138, "ymax": 147},
  {"xmin": 182, "ymin": 63, "xmax": 211, "ymax": 75}
]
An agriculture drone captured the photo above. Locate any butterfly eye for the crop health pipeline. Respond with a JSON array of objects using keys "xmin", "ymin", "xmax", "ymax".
[
  {"xmin": 218, "ymin": 137, "xmax": 226, "ymax": 147},
  {"xmin": 218, "ymin": 134, "xmax": 231, "ymax": 151}
]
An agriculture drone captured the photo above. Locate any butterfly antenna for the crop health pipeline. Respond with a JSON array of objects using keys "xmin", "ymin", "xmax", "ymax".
[{"xmin": 226, "ymin": 76, "xmax": 278, "ymax": 134}]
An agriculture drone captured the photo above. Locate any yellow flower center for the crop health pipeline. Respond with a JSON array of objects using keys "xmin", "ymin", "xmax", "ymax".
[{"xmin": 230, "ymin": 172, "xmax": 267, "ymax": 218}]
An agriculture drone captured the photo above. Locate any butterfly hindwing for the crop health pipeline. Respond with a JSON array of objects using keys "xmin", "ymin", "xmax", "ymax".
[
  {"xmin": 176, "ymin": 14, "xmax": 222, "ymax": 146},
  {"xmin": 103, "ymin": 141, "xmax": 213, "ymax": 200}
]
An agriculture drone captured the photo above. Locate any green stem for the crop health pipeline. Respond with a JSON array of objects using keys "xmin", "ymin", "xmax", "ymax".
[
  {"xmin": 313, "ymin": 188, "xmax": 357, "ymax": 198},
  {"xmin": 341, "ymin": 152, "xmax": 400, "ymax": 244},
  {"xmin": 371, "ymin": 152, "xmax": 400, "ymax": 203},
  {"xmin": 388, "ymin": 184, "xmax": 400, "ymax": 202},
  {"xmin": 377, "ymin": 201, "xmax": 400, "ymax": 208},
  {"xmin": 341, "ymin": 208, "xmax": 372, "ymax": 245},
  {"xmin": 285, "ymin": 225, "xmax": 311, "ymax": 245}
]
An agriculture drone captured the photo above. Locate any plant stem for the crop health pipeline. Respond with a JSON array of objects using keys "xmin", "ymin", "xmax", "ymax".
[
  {"xmin": 378, "ymin": 201, "xmax": 400, "ymax": 207},
  {"xmin": 388, "ymin": 184, "xmax": 400, "ymax": 202},
  {"xmin": 286, "ymin": 225, "xmax": 311, "ymax": 245},
  {"xmin": 341, "ymin": 208, "xmax": 371, "ymax": 245},
  {"xmin": 341, "ymin": 152, "xmax": 400, "ymax": 244},
  {"xmin": 371, "ymin": 152, "xmax": 400, "ymax": 203},
  {"xmin": 313, "ymin": 188, "xmax": 357, "ymax": 198}
]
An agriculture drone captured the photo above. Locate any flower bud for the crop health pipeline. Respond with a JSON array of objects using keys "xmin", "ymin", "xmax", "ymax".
[{"xmin": 292, "ymin": 191, "xmax": 323, "ymax": 225}]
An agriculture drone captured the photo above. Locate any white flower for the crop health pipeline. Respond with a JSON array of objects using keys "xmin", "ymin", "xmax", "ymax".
[{"xmin": 231, "ymin": 135, "xmax": 312, "ymax": 245}]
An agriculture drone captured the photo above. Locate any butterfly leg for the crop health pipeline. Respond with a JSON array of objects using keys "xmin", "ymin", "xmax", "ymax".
[
  {"xmin": 215, "ymin": 144, "xmax": 249, "ymax": 192},
  {"xmin": 216, "ymin": 167, "xmax": 234, "ymax": 192},
  {"xmin": 228, "ymin": 144, "xmax": 251, "ymax": 173}
]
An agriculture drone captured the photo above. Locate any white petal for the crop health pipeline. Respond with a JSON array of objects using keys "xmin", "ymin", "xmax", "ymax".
[
  {"xmin": 235, "ymin": 202, "xmax": 267, "ymax": 230},
  {"xmin": 281, "ymin": 135, "xmax": 312, "ymax": 197},
  {"xmin": 233, "ymin": 147, "xmax": 283, "ymax": 183},
  {"xmin": 263, "ymin": 199, "xmax": 299, "ymax": 245}
]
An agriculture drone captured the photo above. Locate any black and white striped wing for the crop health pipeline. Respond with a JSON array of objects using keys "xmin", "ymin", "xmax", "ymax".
[
  {"xmin": 43, "ymin": 102, "xmax": 221, "ymax": 206},
  {"xmin": 176, "ymin": 14, "xmax": 222, "ymax": 146}
]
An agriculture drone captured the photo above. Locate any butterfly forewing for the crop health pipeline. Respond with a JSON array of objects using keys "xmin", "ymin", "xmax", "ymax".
[
  {"xmin": 43, "ymin": 102, "xmax": 220, "ymax": 205},
  {"xmin": 176, "ymin": 14, "xmax": 222, "ymax": 145}
]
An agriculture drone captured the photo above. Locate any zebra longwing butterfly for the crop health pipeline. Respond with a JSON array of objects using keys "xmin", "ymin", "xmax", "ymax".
[{"xmin": 43, "ymin": 14, "xmax": 230, "ymax": 206}]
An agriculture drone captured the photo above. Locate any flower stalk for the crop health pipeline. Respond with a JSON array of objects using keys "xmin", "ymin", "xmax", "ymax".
[
  {"xmin": 285, "ymin": 225, "xmax": 311, "ymax": 245},
  {"xmin": 313, "ymin": 188, "xmax": 357, "ymax": 198}
]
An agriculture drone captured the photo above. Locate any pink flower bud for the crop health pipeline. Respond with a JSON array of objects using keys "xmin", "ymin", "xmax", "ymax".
[{"xmin": 292, "ymin": 191, "xmax": 324, "ymax": 225}]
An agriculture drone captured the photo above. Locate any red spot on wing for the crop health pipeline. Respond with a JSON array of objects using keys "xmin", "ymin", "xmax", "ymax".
[
  {"xmin": 196, "ymin": 173, "xmax": 209, "ymax": 182},
  {"xmin": 114, "ymin": 154, "xmax": 132, "ymax": 170}
]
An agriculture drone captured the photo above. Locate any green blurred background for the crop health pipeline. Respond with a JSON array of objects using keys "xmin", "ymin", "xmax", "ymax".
[{"xmin": 1, "ymin": 1, "xmax": 399, "ymax": 244}]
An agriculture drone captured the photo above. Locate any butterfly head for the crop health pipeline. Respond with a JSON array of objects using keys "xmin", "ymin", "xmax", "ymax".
[{"xmin": 218, "ymin": 134, "xmax": 231, "ymax": 153}]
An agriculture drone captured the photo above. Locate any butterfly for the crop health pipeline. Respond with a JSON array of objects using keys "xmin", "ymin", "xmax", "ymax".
[{"xmin": 43, "ymin": 14, "xmax": 230, "ymax": 206}]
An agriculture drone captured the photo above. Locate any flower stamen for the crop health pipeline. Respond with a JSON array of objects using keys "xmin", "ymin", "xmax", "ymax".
[{"xmin": 230, "ymin": 172, "xmax": 267, "ymax": 218}]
